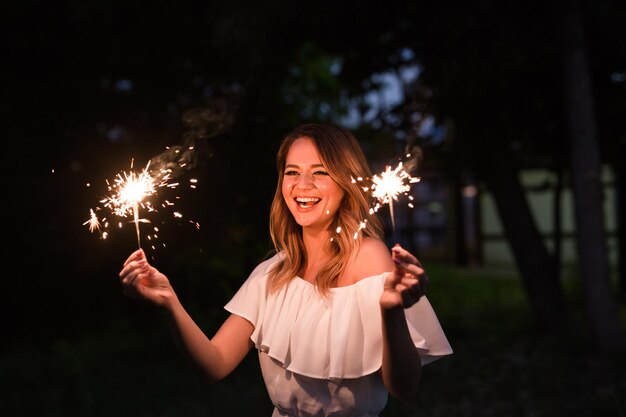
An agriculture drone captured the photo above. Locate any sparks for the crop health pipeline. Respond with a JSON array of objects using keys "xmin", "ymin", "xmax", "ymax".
[
  {"xmin": 99, "ymin": 160, "xmax": 170, "ymax": 248},
  {"xmin": 83, "ymin": 158, "xmax": 196, "ymax": 249},
  {"xmin": 346, "ymin": 158, "xmax": 421, "ymax": 243},
  {"xmin": 369, "ymin": 161, "xmax": 420, "ymax": 231},
  {"xmin": 83, "ymin": 208, "xmax": 101, "ymax": 234}
]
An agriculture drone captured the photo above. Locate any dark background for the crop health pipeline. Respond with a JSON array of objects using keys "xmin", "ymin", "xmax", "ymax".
[{"xmin": 2, "ymin": 0, "xmax": 625, "ymax": 416}]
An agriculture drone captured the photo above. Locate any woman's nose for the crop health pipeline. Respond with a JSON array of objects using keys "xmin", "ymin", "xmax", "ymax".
[{"xmin": 296, "ymin": 173, "xmax": 314, "ymax": 189}]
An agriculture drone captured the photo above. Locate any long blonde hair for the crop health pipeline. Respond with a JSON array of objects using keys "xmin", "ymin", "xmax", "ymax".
[{"xmin": 267, "ymin": 123, "xmax": 384, "ymax": 294}]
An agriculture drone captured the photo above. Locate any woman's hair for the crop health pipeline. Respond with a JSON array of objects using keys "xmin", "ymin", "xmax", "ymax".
[{"xmin": 267, "ymin": 123, "xmax": 384, "ymax": 294}]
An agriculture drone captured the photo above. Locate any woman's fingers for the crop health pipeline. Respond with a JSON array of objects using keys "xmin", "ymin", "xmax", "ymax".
[
  {"xmin": 396, "ymin": 275, "xmax": 427, "ymax": 294},
  {"xmin": 119, "ymin": 263, "xmax": 134, "ymax": 283},
  {"xmin": 119, "ymin": 255, "xmax": 152, "ymax": 297},
  {"xmin": 391, "ymin": 244, "xmax": 427, "ymax": 275},
  {"xmin": 392, "ymin": 278, "xmax": 425, "ymax": 307},
  {"xmin": 383, "ymin": 245, "xmax": 430, "ymax": 308},
  {"xmin": 391, "ymin": 244, "xmax": 420, "ymax": 267},
  {"xmin": 122, "ymin": 248, "xmax": 145, "ymax": 268},
  {"xmin": 392, "ymin": 258, "xmax": 426, "ymax": 280}
]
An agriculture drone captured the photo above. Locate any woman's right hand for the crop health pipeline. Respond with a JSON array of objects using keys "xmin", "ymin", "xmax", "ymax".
[{"xmin": 119, "ymin": 249, "xmax": 177, "ymax": 309}]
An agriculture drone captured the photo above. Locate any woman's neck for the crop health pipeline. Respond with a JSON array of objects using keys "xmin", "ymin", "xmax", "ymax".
[
  {"xmin": 301, "ymin": 227, "xmax": 332, "ymax": 280},
  {"xmin": 303, "ymin": 227, "xmax": 331, "ymax": 257}
]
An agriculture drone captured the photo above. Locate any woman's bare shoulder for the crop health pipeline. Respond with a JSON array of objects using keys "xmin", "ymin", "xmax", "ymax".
[{"xmin": 351, "ymin": 237, "xmax": 394, "ymax": 282}]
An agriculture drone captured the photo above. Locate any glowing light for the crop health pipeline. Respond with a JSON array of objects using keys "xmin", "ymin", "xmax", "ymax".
[
  {"xmin": 83, "ymin": 209, "xmax": 101, "ymax": 234},
  {"xmin": 346, "ymin": 158, "xmax": 421, "ymax": 242},
  {"xmin": 83, "ymin": 158, "xmax": 198, "ymax": 249},
  {"xmin": 369, "ymin": 161, "xmax": 420, "ymax": 231},
  {"xmin": 98, "ymin": 160, "xmax": 165, "ymax": 248}
]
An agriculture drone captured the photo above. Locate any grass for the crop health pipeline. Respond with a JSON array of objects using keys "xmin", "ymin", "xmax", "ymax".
[
  {"xmin": 2, "ymin": 263, "xmax": 625, "ymax": 417},
  {"xmin": 385, "ymin": 263, "xmax": 626, "ymax": 417}
]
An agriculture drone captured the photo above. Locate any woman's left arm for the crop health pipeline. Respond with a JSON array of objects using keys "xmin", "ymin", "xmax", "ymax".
[{"xmin": 379, "ymin": 244, "xmax": 429, "ymax": 400}]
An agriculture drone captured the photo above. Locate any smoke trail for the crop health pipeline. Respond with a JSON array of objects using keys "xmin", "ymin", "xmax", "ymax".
[
  {"xmin": 148, "ymin": 99, "xmax": 236, "ymax": 179},
  {"xmin": 399, "ymin": 143, "xmax": 423, "ymax": 176}
]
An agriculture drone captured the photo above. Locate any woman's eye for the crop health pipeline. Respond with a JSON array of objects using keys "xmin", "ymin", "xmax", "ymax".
[
  {"xmin": 313, "ymin": 171, "xmax": 329, "ymax": 176},
  {"xmin": 285, "ymin": 170, "xmax": 299, "ymax": 176}
]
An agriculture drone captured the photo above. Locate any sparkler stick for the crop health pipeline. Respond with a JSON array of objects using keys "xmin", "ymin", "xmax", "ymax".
[{"xmin": 132, "ymin": 201, "xmax": 141, "ymax": 248}]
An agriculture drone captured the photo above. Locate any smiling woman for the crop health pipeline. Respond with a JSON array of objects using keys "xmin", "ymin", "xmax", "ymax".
[
  {"xmin": 281, "ymin": 138, "xmax": 345, "ymax": 232},
  {"xmin": 118, "ymin": 122, "xmax": 452, "ymax": 417},
  {"xmin": 269, "ymin": 123, "xmax": 385, "ymax": 292}
]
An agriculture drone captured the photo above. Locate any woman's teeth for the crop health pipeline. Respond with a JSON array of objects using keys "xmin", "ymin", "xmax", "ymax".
[{"xmin": 296, "ymin": 197, "xmax": 321, "ymax": 207}]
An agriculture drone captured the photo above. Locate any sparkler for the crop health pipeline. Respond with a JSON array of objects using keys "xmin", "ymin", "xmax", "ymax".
[
  {"xmin": 345, "ymin": 156, "xmax": 420, "ymax": 243},
  {"xmin": 80, "ymin": 105, "xmax": 231, "ymax": 250},
  {"xmin": 83, "ymin": 158, "xmax": 196, "ymax": 249},
  {"xmin": 104, "ymin": 160, "xmax": 162, "ymax": 248},
  {"xmin": 368, "ymin": 160, "xmax": 420, "ymax": 232}
]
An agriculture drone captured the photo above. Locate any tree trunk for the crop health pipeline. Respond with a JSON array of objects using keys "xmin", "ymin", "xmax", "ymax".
[
  {"xmin": 617, "ymin": 140, "xmax": 626, "ymax": 298},
  {"xmin": 450, "ymin": 170, "xmax": 468, "ymax": 265},
  {"xmin": 612, "ymin": 139, "xmax": 626, "ymax": 301},
  {"xmin": 551, "ymin": 134, "xmax": 567, "ymax": 283},
  {"xmin": 552, "ymin": 166, "xmax": 563, "ymax": 283},
  {"xmin": 561, "ymin": 0, "xmax": 625, "ymax": 354},
  {"xmin": 477, "ymin": 141, "xmax": 566, "ymax": 332}
]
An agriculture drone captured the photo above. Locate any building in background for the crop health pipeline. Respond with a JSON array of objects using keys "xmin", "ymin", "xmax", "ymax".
[{"xmin": 392, "ymin": 165, "xmax": 618, "ymax": 272}]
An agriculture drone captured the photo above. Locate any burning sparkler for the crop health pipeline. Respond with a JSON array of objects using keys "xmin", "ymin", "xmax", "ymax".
[
  {"xmin": 104, "ymin": 160, "xmax": 161, "ymax": 248},
  {"xmin": 368, "ymin": 160, "xmax": 420, "ymax": 231},
  {"xmin": 83, "ymin": 158, "xmax": 196, "ymax": 249},
  {"xmin": 346, "ymin": 155, "xmax": 420, "ymax": 242},
  {"xmin": 80, "ymin": 105, "xmax": 231, "ymax": 250}
]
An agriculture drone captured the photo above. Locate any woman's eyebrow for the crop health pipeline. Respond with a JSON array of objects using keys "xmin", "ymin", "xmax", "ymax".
[{"xmin": 285, "ymin": 163, "xmax": 325, "ymax": 169}]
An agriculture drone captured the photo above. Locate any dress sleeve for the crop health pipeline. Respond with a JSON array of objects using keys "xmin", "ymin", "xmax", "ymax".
[
  {"xmin": 223, "ymin": 254, "xmax": 278, "ymax": 326},
  {"xmin": 404, "ymin": 296, "xmax": 453, "ymax": 365}
]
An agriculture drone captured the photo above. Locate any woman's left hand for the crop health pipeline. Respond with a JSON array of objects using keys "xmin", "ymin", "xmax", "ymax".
[{"xmin": 380, "ymin": 244, "xmax": 429, "ymax": 310}]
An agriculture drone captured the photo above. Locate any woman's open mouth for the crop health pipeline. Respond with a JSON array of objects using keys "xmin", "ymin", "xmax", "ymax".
[{"xmin": 295, "ymin": 197, "xmax": 321, "ymax": 208}]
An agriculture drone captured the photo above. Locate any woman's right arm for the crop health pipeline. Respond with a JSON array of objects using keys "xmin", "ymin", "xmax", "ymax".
[{"xmin": 119, "ymin": 249, "xmax": 254, "ymax": 383}]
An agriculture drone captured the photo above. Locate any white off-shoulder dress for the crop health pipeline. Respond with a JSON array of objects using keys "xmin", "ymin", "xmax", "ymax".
[{"xmin": 224, "ymin": 253, "xmax": 453, "ymax": 417}]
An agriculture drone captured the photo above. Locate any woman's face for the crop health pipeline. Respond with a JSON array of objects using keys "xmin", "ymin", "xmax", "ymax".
[{"xmin": 282, "ymin": 137, "xmax": 345, "ymax": 232}]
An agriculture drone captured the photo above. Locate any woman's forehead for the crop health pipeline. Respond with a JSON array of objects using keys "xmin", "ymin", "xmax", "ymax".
[{"xmin": 285, "ymin": 137, "xmax": 323, "ymax": 165}]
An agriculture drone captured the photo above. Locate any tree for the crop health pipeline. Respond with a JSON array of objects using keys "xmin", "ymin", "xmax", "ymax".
[
  {"xmin": 560, "ymin": 0, "xmax": 625, "ymax": 353},
  {"xmin": 313, "ymin": 1, "xmax": 625, "ymax": 340},
  {"xmin": 328, "ymin": 2, "xmax": 570, "ymax": 331}
]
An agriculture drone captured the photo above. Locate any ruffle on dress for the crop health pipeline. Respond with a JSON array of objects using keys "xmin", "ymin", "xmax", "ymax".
[{"xmin": 224, "ymin": 253, "xmax": 452, "ymax": 380}]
